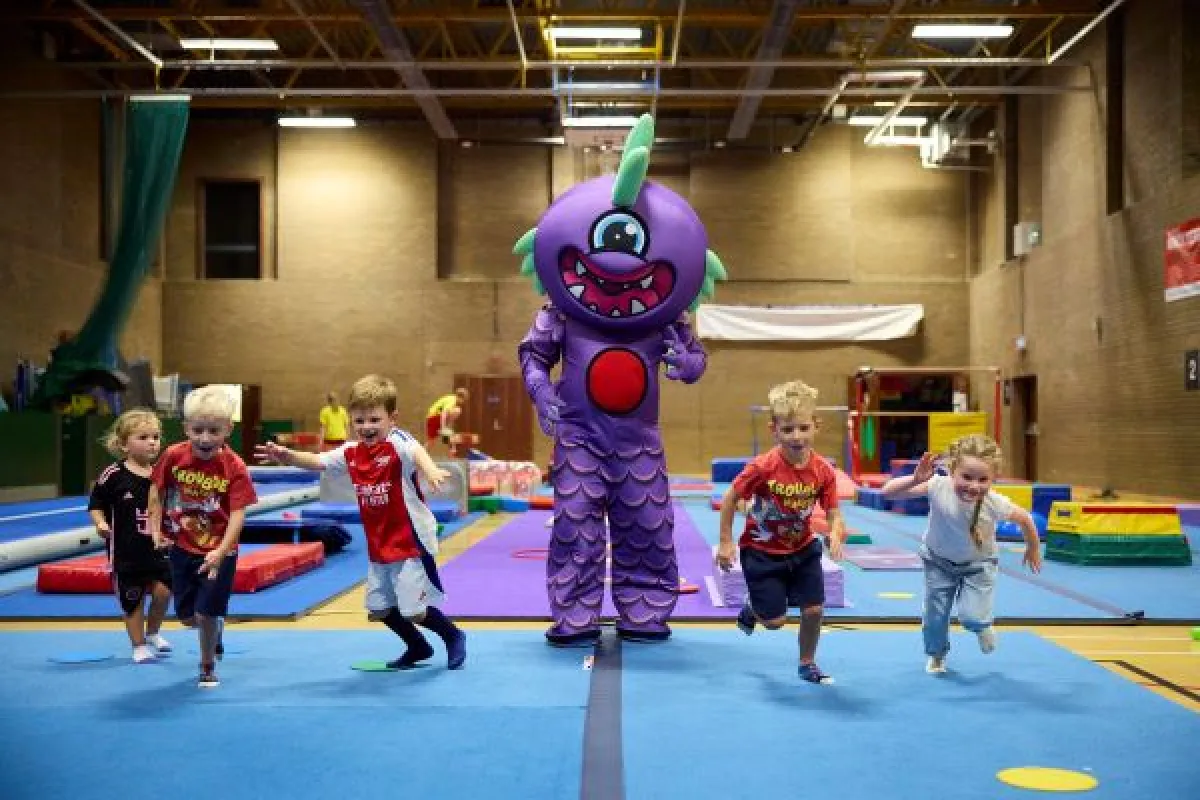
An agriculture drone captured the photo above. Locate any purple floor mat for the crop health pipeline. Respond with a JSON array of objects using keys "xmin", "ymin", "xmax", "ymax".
[
  {"xmin": 1179, "ymin": 504, "xmax": 1200, "ymax": 527},
  {"xmin": 437, "ymin": 506, "xmax": 738, "ymax": 620},
  {"xmin": 844, "ymin": 546, "xmax": 924, "ymax": 571}
]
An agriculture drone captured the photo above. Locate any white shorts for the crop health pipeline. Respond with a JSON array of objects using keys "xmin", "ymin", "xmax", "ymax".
[{"xmin": 365, "ymin": 558, "xmax": 445, "ymax": 616}]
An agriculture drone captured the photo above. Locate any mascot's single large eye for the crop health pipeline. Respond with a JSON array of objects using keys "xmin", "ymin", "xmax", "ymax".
[{"xmin": 590, "ymin": 211, "xmax": 648, "ymax": 256}]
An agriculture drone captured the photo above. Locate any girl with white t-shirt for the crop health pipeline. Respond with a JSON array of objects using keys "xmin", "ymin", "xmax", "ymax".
[{"xmin": 881, "ymin": 435, "xmax": 1042, "ymax": 674}]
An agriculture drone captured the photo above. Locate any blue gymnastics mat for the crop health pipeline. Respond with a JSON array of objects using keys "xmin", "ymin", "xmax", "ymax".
[
  {"xmin": 0, "ymin": 629, "xmax": 589, "ymax": 800},
  {"xmin": 621, "ymin": 629, "xmax": 1200, "ymax": 800}
]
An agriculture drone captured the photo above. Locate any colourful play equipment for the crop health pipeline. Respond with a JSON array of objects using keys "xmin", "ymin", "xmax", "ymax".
[
  {"xmin": 849, "ymin": 365, "xmax": 1003, "ymax": 484},
  {"xmin": 1044, "ymin": 502, "xmax": 1192, "ymax": 566}
]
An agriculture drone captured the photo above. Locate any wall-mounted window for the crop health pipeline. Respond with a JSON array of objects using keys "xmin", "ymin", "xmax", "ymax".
[{"xmin": 199, "ymin": 179, "xmax": 262, "ymax": 279}]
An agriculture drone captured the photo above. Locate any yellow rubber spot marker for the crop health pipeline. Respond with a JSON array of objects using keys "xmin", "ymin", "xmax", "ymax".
[
  {"xmin": 877, "ymin": 592, "xmax": 914, "ymax": 600},
  {"xmin": 996, "ymin": 767, "xmax": 1098, "ymax": 792}
]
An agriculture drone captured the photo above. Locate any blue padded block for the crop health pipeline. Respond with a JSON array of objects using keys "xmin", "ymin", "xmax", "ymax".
[
  {"xmin": 1031, "ymin": 485, "xmax": 1072, "ymax": 518},
  {"xmin": 430, "ymin": 500, "xmax": 462, "ymax": 523},
  {"xmin": 888, "ymin": 459, "xmax": 919, "ymax": 478},
  {"xmin": 499, "ymin": 496, "xmax": 531, "ymax": 512},
  {"xmin": 997, "ymin": 512, "xmax": 1048, "ymax": 541},
  {"xmin": 855, "ymin": 487, "xmax": 892, "ymax": 511},
  {"xmin": 889, "ymin": 495, "xmax": 929, "ymax": 516},
  {"xmin": 300, "ymin": 503, "xmax": 360, "ymax": 523},
  {"xmin": 711, "ymin": 458, "xmax": 750, "ymax": 484}
]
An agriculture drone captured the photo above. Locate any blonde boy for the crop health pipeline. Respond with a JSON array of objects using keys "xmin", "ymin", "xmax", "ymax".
[
  {"xmin": 716, "ymin": 380, "xmax": 845, "ymax": 684},
  {"xmin": 149, "ymin": 386, "xmax": 257, "ymax": 688}
]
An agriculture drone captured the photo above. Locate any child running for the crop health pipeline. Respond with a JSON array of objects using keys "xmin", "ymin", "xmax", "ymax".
[
  {"xmin": 716, "ymin": 380, "xmax": 845, "ymax": 685},
  {"xmin": 881, "ymin": 434, "xmax": 1042, "ymax": 674},
  {"xmin": 88, "ymin": 410, "xmax": 172, "ymax": 664},
  {"xmin": 256, "ymin": 374, "xmax": 467, "ymax": 670}
]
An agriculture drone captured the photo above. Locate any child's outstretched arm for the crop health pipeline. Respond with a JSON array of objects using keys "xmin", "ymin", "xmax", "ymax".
[
  {"xmin": 1007, "ymin": 507, "xmax": 1043, "ymax": 573},
  {"xmin": 411, "ymin": 443, "xmax": 451, "ymax": 492},
  {"xmin": 716, "ymin": 485, "xmax": 741, "ymax": 570},
  {"xmin": 881, "ymin": 451, "xmax": 937, "ymax": 497},
  {"xmin": 254, "ymin": 442, "xmax": 325, "ymax": 471}
]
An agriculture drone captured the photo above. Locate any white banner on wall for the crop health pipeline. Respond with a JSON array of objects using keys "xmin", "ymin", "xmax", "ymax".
[{"xmin": 695, "ymin": 304, "xmax": 924, "ymax": 342}]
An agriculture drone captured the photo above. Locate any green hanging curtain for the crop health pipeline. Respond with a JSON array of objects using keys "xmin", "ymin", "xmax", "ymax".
[{"xmin": 33, "ymin": 96, "xmax": 190, "ymax": 407}]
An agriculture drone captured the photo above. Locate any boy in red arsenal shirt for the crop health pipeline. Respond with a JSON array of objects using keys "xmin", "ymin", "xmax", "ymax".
[
  {"xmin": 257, "ymin": 374, "xmax": 466, "ymax": 671},
  {"xmin": 149, "ymin": 386, "xmax": 258, "ymax": 689},
  {"xmin": 717, "ymin": 380, "xmax": 846, "ymax": 685}
]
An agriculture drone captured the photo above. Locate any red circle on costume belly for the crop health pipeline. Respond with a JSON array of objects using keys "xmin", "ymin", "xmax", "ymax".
[{"xmin": 586, "ymin": 348, "xmax": 648, "ymax": 415}]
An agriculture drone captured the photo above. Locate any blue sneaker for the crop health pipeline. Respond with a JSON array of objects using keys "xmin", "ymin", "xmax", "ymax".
[
  {"xmin": 446, "ymin": 630, "xmax": 467, "ymax": 670},
  {"xmin": 736, "ymin": 602, "xmax": 757, "ymax": 636},
  {"xmin": 798, "ymin": 662, "xmax": 834, "ymax": 685}
]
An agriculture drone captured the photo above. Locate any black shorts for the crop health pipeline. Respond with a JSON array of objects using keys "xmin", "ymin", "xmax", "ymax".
[
  {"xmin": 740, "ymin": 539, "xmax": 826, "ymax": 619},
  {"xmin": 113, "ymin": 564, "xmax": 172, "ymax": 615},
  {"xmin": 169, "ymin": 547, "xmax": 238, "ymax": 620}
]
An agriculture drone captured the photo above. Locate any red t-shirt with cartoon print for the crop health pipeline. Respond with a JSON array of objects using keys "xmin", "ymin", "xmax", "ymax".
[
  {"xmin": 732, "ymin": 447, "xmax": 839, "ymax": 555},
  {"xmin": 152, "ymin": 442, "xmax": 258, "ymax": 555}
]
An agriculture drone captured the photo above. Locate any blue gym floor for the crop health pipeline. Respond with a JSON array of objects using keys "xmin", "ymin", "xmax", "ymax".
[{"xmin": 0, "ymin": 628, "xmax": 1195, "ymax": 800}]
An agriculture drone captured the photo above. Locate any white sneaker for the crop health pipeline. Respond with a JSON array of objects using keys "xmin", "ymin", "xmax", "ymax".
[
  {"xmin": 977, "ymin": 628, "xmax": 997, "ymax": 654},
  {"xmin": 132, "ymin": 645, "xmax": 157, "ymax": 664},
  {"xmin": 925, "ymin": 655, "xmax": 947, "ymax": 674},
  {"xmin": 147, "ymin": 633, "xmax": 172, "ymax": 653}
]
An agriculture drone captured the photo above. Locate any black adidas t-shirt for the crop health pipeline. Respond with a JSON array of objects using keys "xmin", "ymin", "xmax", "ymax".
[{"xmin": 87, "ymin": 462, "xmax": 165, "ymax": 573}]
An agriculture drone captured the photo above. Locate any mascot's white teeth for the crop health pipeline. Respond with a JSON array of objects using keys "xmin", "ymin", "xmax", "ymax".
[
  {"xmin": 630, "ymin": 299, "xmax": 646, "ymax": 314},
  {"xmin": 569, "ymin": 285, "xmax": 585, "ymax": 298}
]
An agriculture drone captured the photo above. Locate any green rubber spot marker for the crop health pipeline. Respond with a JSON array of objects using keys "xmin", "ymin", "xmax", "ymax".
[{"xmin": 351, "ymin": 660, "xmax": 398, "ymax": 672}]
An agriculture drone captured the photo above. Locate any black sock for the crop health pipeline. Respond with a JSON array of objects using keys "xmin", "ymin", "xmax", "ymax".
[
  {"xmin": 381, "ymin": 609, "xmax": 430, "ymax": 650},
  {"xmin": 418, "ymin": 606, "xmax": 461, "ymax": 643}
]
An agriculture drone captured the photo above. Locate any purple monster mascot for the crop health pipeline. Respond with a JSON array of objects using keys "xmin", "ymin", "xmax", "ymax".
[{"xmin": 515, "ymin": 114, "xmax": 728, "ymax": 645}]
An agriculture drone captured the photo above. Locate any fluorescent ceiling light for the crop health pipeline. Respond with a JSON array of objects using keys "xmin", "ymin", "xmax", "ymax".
[
  {"xmin": 562, "ymin": 116, "xmax": 640, "ymax": 128},
  {"xmin": 547, "ymin": 27, "xmax": 643, "ymax": 41},
  {"xmin": 847, "ymin": 115, "xmax": 928, "ymax": 126},
  {"xmin": 180, "ymin": 38, "xmax": 279, "ymax": 51},
  {"xmin": 868, "ymin": 134, "xmax": 930, "ymax": 147},
  {"xmin": 556, "ymin": 82, "xmax": 656, "ymax": 91},
  {"xmin": 851, "ymin": 70, "xmax": 925, "ymax": 82},
  {"xmin": 278, "ymin": 116, "xmax": 356, "ymax": 128},
  {"xmin": 911, "ymin": 24, "xmax": 1014, "ymax": 39}
]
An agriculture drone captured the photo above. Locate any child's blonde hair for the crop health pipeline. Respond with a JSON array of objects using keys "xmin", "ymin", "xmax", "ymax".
[
  {"xmin": 182, "ymin": 386, "xmax": 236, "ymax": 422},
  {"xmin": 766, "ymin": 380, "xmax": 819, "ymax": 421},
  {"xmin": 101, "ymin": 409, "xmax": 161, "ymax": 459},
  {"xmin": 348, "ymin": 374, "xmax": 398, "ymax": 414},
  {"xmin": 944, "ymin": 433, "xmax": 1003, "ymax": 550}
]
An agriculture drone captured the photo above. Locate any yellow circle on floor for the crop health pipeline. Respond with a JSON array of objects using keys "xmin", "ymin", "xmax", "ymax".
[
  {"xmin": 996, "ymin": 767, "xmax": 1098, "ymax": 792},
  {"xmin": 877, "ymin": 591, "xmax": 914, "ymax": 600}
]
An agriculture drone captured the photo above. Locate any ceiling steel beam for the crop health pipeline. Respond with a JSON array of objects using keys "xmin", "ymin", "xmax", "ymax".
[
  {"xmin": 727, "ymin": 0, "xmax": 798, "ymax": 140},
  {"xmin": 284, "ymin": 0, "xmax": 343, "ymax": 69},
  {"xmin": 6, "ymin": 4, "xmax": 1108, "ymax": 25},
  {"xmin": 71, "ymin": 0, "xmax": 162, "ymax": 67},
  {"xmin": 349, "ymin": 0, "xmax": 457, "ymax": 138},
  {"xmin": 52, "ymin": 57, "xmax": 1081, "ymax": 72},
  {"xmin": 0, "ymin": 85, "xmax": 1092, "ymax": 100}
]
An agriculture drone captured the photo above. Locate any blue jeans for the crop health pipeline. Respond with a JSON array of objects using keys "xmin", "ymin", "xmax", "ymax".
[{"xmin": 919, "ymin": 545, "xmax": 998, "ymax": 657}]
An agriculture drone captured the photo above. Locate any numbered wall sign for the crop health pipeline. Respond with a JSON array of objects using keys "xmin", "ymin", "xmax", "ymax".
[{"xmin": 1187, "ymin": 350, "xmax": 1199, "ymax": 391}]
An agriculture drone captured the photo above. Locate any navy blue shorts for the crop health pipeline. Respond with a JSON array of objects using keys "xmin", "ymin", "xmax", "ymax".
[
  {"xmin": 740, "ymin": 539, "xmax": 825, "ymax": 619},
  {"xmin": 169, "ymin": 547, "xmax": 237, "ymax": 620}
]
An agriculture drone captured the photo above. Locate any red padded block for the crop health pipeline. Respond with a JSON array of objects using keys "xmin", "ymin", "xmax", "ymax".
[
  {"xmin": 468, "ymin": 484, "xmax": 495, "ymax": 497},
  {"xmin": 232, "ymin": 543, "xmax": 325, "ymax": 593},
  {"xmin": 37, "ymin": 555, "xmax": 112, "ymax": 594},
  {"xmin": 38, "ymin": 544, "xmax": 327, "ymax": 595},
  {"xmin": 529, "ymin": 495, "xmax": 554, "ymax": 510}
]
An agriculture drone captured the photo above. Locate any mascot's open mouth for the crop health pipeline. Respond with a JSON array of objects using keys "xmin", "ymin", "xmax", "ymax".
[{"xmin": 559, "ymin": 247, "xmax": 676, "ymax": 317}]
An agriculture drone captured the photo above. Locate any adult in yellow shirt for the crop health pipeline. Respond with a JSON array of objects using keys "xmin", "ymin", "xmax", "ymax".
[
  {"xmin": 425, "ymin": 387, "xmax": 468, "ymax": 451},
  {"xmin": 318, "ymin": 392, "xmax": 350, "ymax": 451}
]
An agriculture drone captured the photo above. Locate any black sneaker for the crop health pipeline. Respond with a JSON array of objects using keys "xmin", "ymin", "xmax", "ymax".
[
  {"xmin": 386, "ymin": 640, "xmax": 434, "ymax": 670},
  {"xmin": 798, "ymin": 662, "xmax": 834, "ymax": 685},
  {"xmin": 197, "ymin": 667, "xmax": 220, "ymax": 689},
  {"xmin": 446, "ymin": 630, "xmax": 467, "ymax": 670},
  {"xmin": 736, "ymin": 602, "xmax": 757, "ymax": 636}
]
